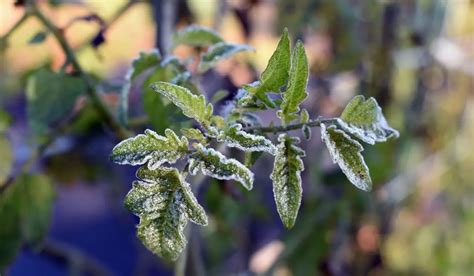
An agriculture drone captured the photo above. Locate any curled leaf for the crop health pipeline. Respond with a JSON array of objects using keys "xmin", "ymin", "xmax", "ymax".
[
  {"xmin": 172, "ymin": 25, "xmax": 223, "ymax": 49},
  {"xmin": 320, "ymin": 123, "xmax": 372, "ymax": 191},
  {"xmin": 338, "ymin": 95, "xmax": 399, "ymax": 144},
  {"xmin": 189, "ymin": 144, "xmax": 254, "ymax": 190},
  {"xmin": 111, "ymin": 129, "xmax": 188, "ymax": 170}
]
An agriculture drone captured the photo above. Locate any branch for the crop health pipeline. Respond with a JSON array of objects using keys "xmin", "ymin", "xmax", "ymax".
[
  {"xmin": 30, "ymin": 3, "xmax": 131, "ymax": 140},
  {"xmin": 0, "ymin": 12, "xmax": 30, "ymax": 44},
  {"xmin": 243, "ymin": 117, "xmax": 337, "ymax": 134}
]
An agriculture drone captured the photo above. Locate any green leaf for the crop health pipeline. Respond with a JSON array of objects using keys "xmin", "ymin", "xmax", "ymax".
[
  {"xmin": 338, "ymin": 95, "xmax": 400, "ymax": 144},
  {"xmin": 181, "ymin": 128, "xmax": 207, "ymax": 144},
  {"xmin": 26, "ymin": 68, "xmax": 86, "ymax": 134},
  {"xmin": 111, "ymin": 129, "xmax": 188, "ymax": 169},
  {"xmin": 120, "ymin": 50, "xmax": 162, "ymax": 125},
  {"xmin": 150, "ymin": 82, "xmax": 214, "ymax": 128},
  {"xmin": 270, "ymin": 134, "xmax": 305, "ymax": 229},
  {"xmin": 189, "ymin": 143, "xmax": 254, "ymax": 190},
  {"xmin": 277, "ymin": 41, "xmax": 309, "ymax": 125},
  {"xmin": 0, "ymin": 174, "xmax": 55, "ymax": 268},
  {"xmin": 172, "ymin": 25, "xmax": 224, "ymax": 49},
  {"xmin": 126, "ymin": 167, "xmax": 207, "ymax": 260},
  {"xmin": 320, "ymin": 123, "xmax": 372, "ymax": 191},
  {"xmin": 199, "ymin": 42, "xmax": 254, "ymax": 72},
  {"xmin": 302, "ymin": 125, "xmax": 311, "ymax": 140},
  {"xmin": 28, "ymin": 31, "xmax": 48, "ymax": 44},
  {"xmin": 217, "ymin": 123, "xmax": 276, "ymax": 154},
  {"xmin": 300, "ymin": 109, "xmax": 309, "ymax": 123},
  {"xmin": 0, "ymin": 136, "xmax": 13, "ymax": 187},
  {"xmin": 0, "ymin": 109, "xmax": 11, "ymax": 132},
  {"xmin": 243, "ymin": 28, "xmax": 290, "ymax": 106}
]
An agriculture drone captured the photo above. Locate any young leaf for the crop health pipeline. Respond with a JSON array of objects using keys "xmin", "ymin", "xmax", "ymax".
[
  {"xmin": 111, "ymin": 129, "xmax": 188, "ymax": 170},
  {"xmin": 217, "ymin": 123, "xmax": 276, "ymax": 155},
  {"xmin": 277, "ymin": 41, "xmax": 309, "ymax": 125},
  {"xmin": 26, "ymin": 68, "xmax": 86, "ymax": 134},
  {"xmin": 189, "ymin": 144, "xmax": 254, "ymax": 190},
  {"xmin": 181, "ymin": 128, "xmax": 207, "ymax": 144},
  {"xmin": 199, "ymin": 42, "xmax": 254, "ymax": 72},
  {"xmin": 120, "ymin": 50, "xmax": 162, "ymax": 125},
  {"xmin": 337, "ymin": 95, "xmax": 400, "ymax": 144},
  {"xmin": 270, "ymin": 134, "xmax": 305, "ymax": 229},
  {"xmin": 150, "ymin": 82, "xmax": 214, "ymax": 128},
  {"xmin": 126, "ymin": 167, "xmax": 207, "ymax": 260},
  {"xmin": 0, "ymin": 174, "xmax": 55, "ymax": 268},
  {"xmin": 172, "ymin": 25, "xmax": 224, "ymax": 49},
  {"xmin": 320, "ymin": 123, "xmax": 372, "ymax": 191},
  {"xmin": 243, "ymin": 28, "xmax": 291, "ymax": 106}
]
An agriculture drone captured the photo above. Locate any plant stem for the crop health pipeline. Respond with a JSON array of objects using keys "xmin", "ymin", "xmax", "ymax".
[
  {"xmin": 243, "ymin": 117, "xmax": 337, "ymax": 134},
  {"xmin": 0, "ymin": 12, "xmax": 30, "ymax": 43},
  {"xmin": 30, "ymin": 3, "xmax": 131, "ymax": 140}
]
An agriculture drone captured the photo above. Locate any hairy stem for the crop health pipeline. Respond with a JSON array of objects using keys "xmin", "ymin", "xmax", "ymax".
[
  {"xmin": 244, "ymin": 117, "xmax": 337, "ymax": 134},
  {"xmin": 30, "ymin": 3, "xmax": 131, "ymax": 140}
]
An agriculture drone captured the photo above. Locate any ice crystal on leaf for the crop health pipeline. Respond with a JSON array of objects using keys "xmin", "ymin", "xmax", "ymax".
[
  {"xmin": 320, "ymin": 123, "xmax": 372, "ymax": 191},
  {"xmin": 189, "ymin": 144, "xmax": 254, "ymax": 190},
  {"xmin": 270, "ymin": 134, "xmax": 305, "ymax": 229},
  {"xmin": 217, "ymin": 124, "xmax": 276, "ymax": 155},
  {"xmin": 125, "ymin": 167, "xmax": 207, "ymax": 261},
  {"xmin": 338, "ymin": 95, "xmax": 400, "ymax": 145},
  {"xmin": 111, "ymin": 129, "xmax": 188, "ymax": 170}
]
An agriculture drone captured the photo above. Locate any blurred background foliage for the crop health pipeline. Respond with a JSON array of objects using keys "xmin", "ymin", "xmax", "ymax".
[{"xmin": 0, "ymin": 0, "xmax": 473, "ymax": 275}]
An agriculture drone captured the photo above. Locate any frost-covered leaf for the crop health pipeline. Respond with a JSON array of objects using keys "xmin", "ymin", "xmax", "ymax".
[
  {"xmin": 120, "ymin": 50, "xmax": 162, "ymax": 125},
  {"xmin": 300, "ymin": 109, "xmax": 309, "ymax": 123},
  {"xmin": 0, "ymin": 174, "xmax": 55, "ymax": 268},
  {"xmin": 0, "ymin": 136, "xmax": 12, "ymax": 187},
  {"xmin": 189, "ymin": 144, "xmax": 254, "ymax": 190},
  {"xmin": 26, "ymin": 68, "xmax": 86, "ymax": 134},
  {"xmin": 277, "ymin": 41, "xmax": 309, "ymax": 125},
  {"xmin": 111, "ymin": 129, "xmax": 188, "ymax": 170},
  {"xmin": 243, "ymin": 29, "xmax": 290, "ymax": 107},
  {"xmin": 150, "ymin": 82, "xmax": 214, "ymax": 128},
  {"xmin": 302, "ymin": 125, "xmax": 311, "ymax": 140},
  {"xmin": 320, "ymin": 123, "xmax": 371, "ymax": 191},
  {"xmin": 181, "ymin": 128, "xmax": 207, "ymax": 144},
  {"xmin": 217, "ymin": 124, "xmax": 276, "ymax": 155},
  {"xmin": 172, "ymin": 25, "xmax": 223, "ymax": 49},
  {"xmin": 199, "ymin": 42, "xmax": 254, "ymax": 72},
  {"xmin": 126, "ymin": 166, "xmax": 207, "ymax": 260},
  {"xmin": 270, "ymin": 134, "xmax": 304, "ymax": 229},
  {"xmin": 338, "ymin": 95, "xmax": 400, "ymax": 144}
]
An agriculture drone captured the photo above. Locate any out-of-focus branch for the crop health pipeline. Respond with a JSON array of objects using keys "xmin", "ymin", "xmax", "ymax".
[
  {"xmin": 30, "ymin": 3, "xmax": 131, "ymax": 140},
  {"xmin": 0, "ymin": 12, "xmax": 30, "ymax": 44}
]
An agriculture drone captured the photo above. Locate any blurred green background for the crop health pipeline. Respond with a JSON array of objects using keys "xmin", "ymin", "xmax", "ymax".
[{"xmin": 1, "ymin": 0, "xmax": 473, "ymax": 275}]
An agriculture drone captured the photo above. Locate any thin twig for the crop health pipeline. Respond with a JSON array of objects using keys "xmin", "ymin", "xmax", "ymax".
[
  {"xmin": 30, "ymin": 3, "xmax": 131, "ymax": 140},
  {"xmin": 243, "ymin": 117, "xmax": 337, "ymax": 134}
]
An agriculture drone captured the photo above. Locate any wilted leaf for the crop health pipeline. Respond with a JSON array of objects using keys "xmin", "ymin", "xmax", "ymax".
[
  {"xmin": 172, "ymin": 25, "xmax": 224, "ymax": 49},
  {"xmin": 0, "ymin": 174, "xmax": 55, "ymax": 268},
  {"xmin": 26, "ymin": 68, "xmax": 86, "ymax": 134},
  {"xmin": 111, "ymin": 129, "xmax": 188, "ymax": 170},
  {"xmin": 199, "ymin": 42, "xmax": 254, "ymax": 72},
  {"xmin": 277, "ymin": 41, "xmax": 309, "ymax": 125},
  {"xmin": 270, "ymin": 134, "xmax": 305, "ymax": 229},
  {"xmin": 28, "ymin": 31, "xmax": 48, "ymax": 44},
  {"xmin": 120, "ymin": 50, "xmax": 162, "ymax": 125},
  {"xmin": 150, "ymin": 82, "xmax": 213, "ymax": 128},
  {"xmin": 0, "ymin": 136, "xmax": 13, "ymax": 186},
  {"xmin": 243, "ymin": 29, "xmax": 290, "ymax": 107},
  {"xmin": 338, "ymin": 95, "xmax": 400, "ymax": 144},
  {"xmin": 320, "ymin": 123, "xmax": 372, "ymax": 191},
  {"xmin": 189, "ymin": 144, "xmax": 254, "ymax": 190},
  {"xmin": 126, "ymin": 167, "xmax": 207, "ymax": 260},
  {"xmin": 217, "ymin": 124, "xmax": 276, "ymax": 155}
]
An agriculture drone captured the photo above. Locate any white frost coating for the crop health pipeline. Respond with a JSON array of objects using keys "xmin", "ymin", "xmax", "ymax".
[
  {"xmin": 179, "ymin": 178, "xmax": 208, "ymax": 226},
  {"xmin": 189, "ymin": 144, "xmax": 254, "ymax": 190},
  {"xmin": 217, "ymin": 124, "xmax": 277, "ymax": 155},
  {"xmin": 320, "ymin": 123, "xmax": 372, "ymax": 191},
  {"xmin": 270, "ymin": 134, "xmax": 304, "ymax": 228},
  {"xmin": 111, "ymin": 129, "xmax": 188, "ymax": 170}
]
